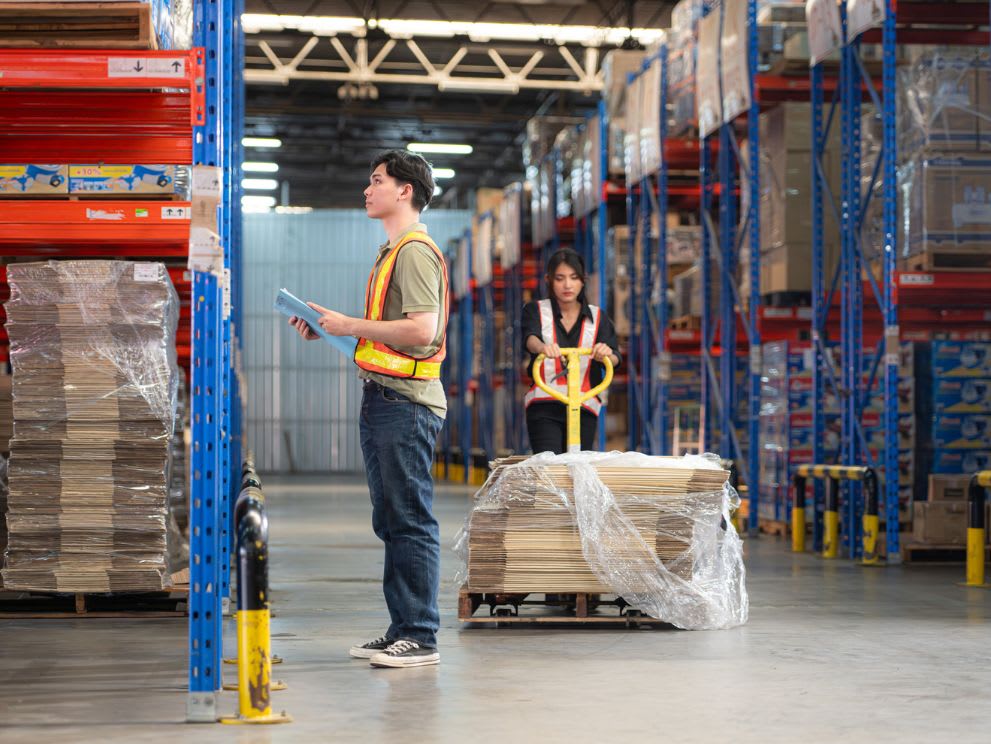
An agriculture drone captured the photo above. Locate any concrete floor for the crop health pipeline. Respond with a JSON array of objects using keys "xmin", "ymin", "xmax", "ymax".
[{"xmin": 1, "ymin": 473, "xmax": 990, "ymax": 743}]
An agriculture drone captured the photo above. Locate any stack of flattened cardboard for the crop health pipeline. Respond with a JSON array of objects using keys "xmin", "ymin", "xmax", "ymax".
[
  {"xmin": 0, "ymin": 261, "xmax": 178, "ymax": 593},
  {"xmin": 464, "ymin": 455, "xmax": 729, "ymax": 594}
]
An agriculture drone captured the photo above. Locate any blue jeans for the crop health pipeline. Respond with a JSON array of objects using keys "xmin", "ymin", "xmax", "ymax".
[{"xmin": 359, "ymin": 381, "xmax": 444, "ymax": 648}]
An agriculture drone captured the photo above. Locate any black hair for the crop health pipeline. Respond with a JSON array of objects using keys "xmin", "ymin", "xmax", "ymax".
[
  {"xmin": 370, "ymin": 150, "xmax": 435, "ymax": 211},
  {"xmin": 545, "ymin": 249, "xmax": 588, "ymax": 304}
]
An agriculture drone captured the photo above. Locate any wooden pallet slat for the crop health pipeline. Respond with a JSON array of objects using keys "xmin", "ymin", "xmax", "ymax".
[
  {"xmin": 0, "ymin": 2, "xmax": 155, "ymax": 49},
  {"xmin": 0, "ymin": 584, "xmax": 188, "ymax": 618}
]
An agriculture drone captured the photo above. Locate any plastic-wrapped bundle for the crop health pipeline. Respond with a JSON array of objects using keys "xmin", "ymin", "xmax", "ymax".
[
  {"xmin": 899, "ymin": 49, "xmax": 991, "ymax": 153},
  {"xmin": 454, "ymin": 451, "xmax": 748, "ymax": 630},
  {"xmin": 1, "ymin": 260, "xmax": 179, "ymax": 593}
]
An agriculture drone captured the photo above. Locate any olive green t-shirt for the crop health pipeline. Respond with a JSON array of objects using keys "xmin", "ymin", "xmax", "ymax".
[{"xmin": 357, "ymin": 222, "xmax": 448, "ymax": 418}]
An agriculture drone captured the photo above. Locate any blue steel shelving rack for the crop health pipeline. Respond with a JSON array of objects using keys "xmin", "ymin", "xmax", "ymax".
[
  {"xmin": 187, "ymin": 0, "xmax": 242, "ymax": 722},
  {"xmin": 625, "ymin": 49, "xmax": 671, "ymax": 456},
  {"xmin": 475, "ymin": 214, "xmax": 496, "ymax": 466},
  {"xmin": 810, "ymin": 1, "xmax": 991, "ymax": 561},
  {"xmin": 698, "ymin": 0, "xmax": 762, "ymax": 533},
  {"xmin": 500, "ymin": 183, "xmax": 527, "ymax": 455}
]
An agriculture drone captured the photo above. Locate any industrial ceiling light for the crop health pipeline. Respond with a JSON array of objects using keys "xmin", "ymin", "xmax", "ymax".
[
  {"xmin": 275, "ymin": 206, "xmax": 313, "ymax": 214},
  {"xmin": 243, "ymin": 137, "xmax": 282, "ymax": 148},
  {"xmin": 408, "ymin": 143, "xmax": 473, "ymax": 155},
  {"xmin": 432, "ymin": 168, "xmax": 455, "ymax": 180},
  {"xmin": 242, "ymin": 178, "xmax": 279, "ymax": 190},
  {"xmin": 240, "ymin": 14, "xmax": 666, "ymax": 47},
  {"xmin": 243, "ymin": 162, "xmax": 280, "ymax": 173},
  {"xmin": 438, "ymin": 78, "xmax": 519, "ymax": 94},
  {"xmin": 242, "ymin": 195, "xmax": 276, "ymax": 212}
]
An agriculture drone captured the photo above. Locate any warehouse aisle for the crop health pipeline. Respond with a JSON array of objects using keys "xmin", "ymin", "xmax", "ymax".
[{"xmin": 2, "ymin": 474, "xmax": 990, "ymax": 743}]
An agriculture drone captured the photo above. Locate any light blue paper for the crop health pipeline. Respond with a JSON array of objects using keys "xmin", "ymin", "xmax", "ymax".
[{"xmin": 274, "ymin": 287, "xmax": 358, "ymax": 357}]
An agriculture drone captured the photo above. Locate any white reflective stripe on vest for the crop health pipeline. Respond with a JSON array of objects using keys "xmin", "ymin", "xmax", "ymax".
[{"xmin": 524, "ymin": 300, "xmax": 602, "ymax": 415}]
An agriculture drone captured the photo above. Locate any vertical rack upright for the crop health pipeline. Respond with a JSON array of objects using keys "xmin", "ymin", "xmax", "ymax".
[
  {"xmin": 188, "ymin": 0, "xmax": 242, "ymax": 722},
  {"xmin": 698, "ymin": 0, "xmax": 762, "ymax": 531}
]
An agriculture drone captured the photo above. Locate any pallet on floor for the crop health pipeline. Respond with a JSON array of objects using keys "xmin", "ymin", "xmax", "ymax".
[
  {"xmin": 759, "ymin": 518, "xmax": 789, "ymax": 537},
  {"xmin": 0, "ymin": 2, "xmax": 156, "ymax": 49},
  {"xmin": 901, "ymin": 542, "xmax": 990, "ymax": 565},
  {"xmin": 458, "ymin": 588, "xmax": 669, "ymax": 627},
  {"xmin": 0, "ymin": 585, "xmax": 188, "ymax": 618}
]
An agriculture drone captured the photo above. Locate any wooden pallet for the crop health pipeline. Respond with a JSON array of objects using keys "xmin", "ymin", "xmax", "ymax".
[
  {"xmin": 0, "ymin": 585, "xmax": 188, "ymax": 618},
  {"xmin": 458, "ymin": 588, "xmax": 670, "ymax": 627},
  {"xmin": 901, "ymin": 542, "xmax": 990, "ymax": 565},
  {"xmin": 900, "ymin": 248, "xmax": 991, "ymax": 272},
  {"xmin": 670, "ymin": 315, "xmax": 701, "ymax": 331},
  {"xmin": 0, "ymin": 2, "xmax": 156, "ymax": 49},
  {"xmin": 759, "ymin": 518, "xmax": 789, "ymax": 538}
]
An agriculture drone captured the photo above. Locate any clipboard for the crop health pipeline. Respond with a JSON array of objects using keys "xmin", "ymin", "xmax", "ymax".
[{"xmin": 274, "ymin": 287, "xmax": 358, "ymax": 357}]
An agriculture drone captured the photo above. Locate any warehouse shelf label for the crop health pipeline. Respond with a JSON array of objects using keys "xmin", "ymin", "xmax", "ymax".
[
  {"xmin": 85, "ymin": 207, "xmax": 124, "ymax": 221},
  {"xmin": 899, "ymin": 273, "xmax": 935, "ymax": 286},
  {"xmin": 192, "ymin": 165, "xmax": 222, "ymax": 198},
  {"xmin": 108, "ymin": 57, "xmax": 187, "ymax": 79},
  {"xmin": 134, "ymin": 264, "xmax": 159, "ymax": 283},
  {"xmin": 162, "ymin": 206, "xmax": 191, "ymax": 220}
]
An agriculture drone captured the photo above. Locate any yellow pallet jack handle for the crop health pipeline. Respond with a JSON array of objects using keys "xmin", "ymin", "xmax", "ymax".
[{"xmin": 532, "ymin": 348, "xmax": 614, "ymax": 454}]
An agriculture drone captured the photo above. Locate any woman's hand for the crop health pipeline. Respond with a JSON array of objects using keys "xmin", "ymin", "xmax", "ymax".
[
  {"xmin": 542, "ymin": 342, "xmax": 562, "ymax": 359},
  {"xmin": 591, "ymin": 343, "xmax": 613, "ymax": 362},
  {"xmin": 288, "ymin": 315, "xmax": 319, "ymax": 341}
]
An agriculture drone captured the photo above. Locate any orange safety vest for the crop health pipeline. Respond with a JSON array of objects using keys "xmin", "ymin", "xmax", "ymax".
[
  {"xmin": 523, "ymin": 299, "xmax": 603, "ymax": 415},
  {"xmin": 354, "ymin": 231, "xmax": 450, "ymax": 380}
]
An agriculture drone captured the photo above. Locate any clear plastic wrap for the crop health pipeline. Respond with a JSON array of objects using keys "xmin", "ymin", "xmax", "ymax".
[
  {"xmin": 454, "ymin": 451, "xmax": 749, "ymax": 631},
  {"xmin": 170, "ymin": 0, "xmax": 194, "ymax": 50},
  {"xmin": 1, "ymin": 260, "xmax": 179, "ymax": 593},
  {"xmin": 899, "ymin": 49, "xmax": 990, "ymax": 154}
]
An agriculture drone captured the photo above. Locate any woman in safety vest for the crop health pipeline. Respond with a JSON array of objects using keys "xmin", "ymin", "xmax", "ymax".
[{"xmin": 523, "ymin": 249, "xmax": 621, "ymax": 454}]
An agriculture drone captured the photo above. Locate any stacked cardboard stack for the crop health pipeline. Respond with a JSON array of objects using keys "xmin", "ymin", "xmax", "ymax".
[
  {"xmin": 0, "ymin": 374, "xmax": 11, "ymax": 451},
  {"xmin": 463, "ymin": 455, "xmax": 729, "ymax": 594},
  {"xmin": 0, "ymin": 260, "xmax": 179, "ymax": 593}
]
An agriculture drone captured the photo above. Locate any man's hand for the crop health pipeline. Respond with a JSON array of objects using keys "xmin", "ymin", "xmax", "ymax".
[
  {"xmin": 288, "ymin": 315, "xmax": 319, "ymax": 341},
  {"xmin": 307, "ymin": 301, "xmax": 355, "ymax": 337},
  {"xmin": 591, "ymin": 343, "xmax": 613, "ymax": 362}
]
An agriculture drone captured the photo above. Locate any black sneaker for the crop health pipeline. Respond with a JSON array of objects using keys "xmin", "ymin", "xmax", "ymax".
[
  {"xmin": 349, "ymin": 635, "xmax": 396, "ymax": 659},
  {"xmin": 369, "ymin": 639, "xmax": 440, "ymax": 668}
]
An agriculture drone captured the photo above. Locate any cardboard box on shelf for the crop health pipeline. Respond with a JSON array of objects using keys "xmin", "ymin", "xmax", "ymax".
[
  {"xmin": 928, "ymin": 474, "xmax": 973, "ymax": 502},
  {"xmin": 474, "ymin": 188, "xmax": 504, "ymax": 217},
  {"xmin": 928, "ymin": 449, "xmax": 991, "ymax": 475},
  {"xmin": 68, "ymin": 165, "xmax": 179, "ymax": 195},
  {"xmin": 0, "ymin": 164, "xmax": 68, "ymax": 195},
  {"xmin": 931, "ymin": 414, "xmax": 991, "ymax": 449},
  {"xmin": 912, "ymin": 501, "xmax": 967, "ymax": 545},
  {"xmin": 930, "ymin": 378, "xmax": 991, "ymax": 413},
  {"xmin": 929, "ymin": 341, "xmax": 991, "ymax": 378},
  {"xmin": 602, "ymin": 49, "xmax": 647, "ymax": 120},
  {"xmin": 903, "ymin": 154, "xmax": 991, "ymax": 255}
]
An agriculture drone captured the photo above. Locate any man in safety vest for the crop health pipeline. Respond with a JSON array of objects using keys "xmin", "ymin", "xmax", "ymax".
[{"xmin": 288, "ymin": 150, "xmax": 449, "ymax": 669}]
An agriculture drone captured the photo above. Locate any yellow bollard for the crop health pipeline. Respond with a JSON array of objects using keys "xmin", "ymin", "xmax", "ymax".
[
  {"xmin": 791, "ymin": 474, "xmax": 806, "ymax": 553},
  {"xmin": 964, "ymin": 473, "xmax": 989, "ymax": 587},
  {"xmin": 219, "ymin": 502, "xmax": 291, "ymax": 725},
  {"xmin": 822, "ymin": 478, "xmax": 839, "ymax": 559},
  {"xmin": 861, "ymin": 470, "xmax": 880, "ymax": 566}
]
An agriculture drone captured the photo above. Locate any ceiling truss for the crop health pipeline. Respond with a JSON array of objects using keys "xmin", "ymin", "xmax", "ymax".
[{"xmin": 246, "ymin": 36, "xmax": 604, "ymax": 93}]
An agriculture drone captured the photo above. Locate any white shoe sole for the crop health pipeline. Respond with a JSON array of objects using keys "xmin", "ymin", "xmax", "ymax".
[{"xmin": 369, "ymin": 653, "xmax": 440, "ymax": 668}]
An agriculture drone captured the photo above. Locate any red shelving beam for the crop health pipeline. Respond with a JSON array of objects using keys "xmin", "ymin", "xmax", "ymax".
[
  {"xmin": 0, "ymin": 200, "xmax": 191, "ymax": 253},
  {"xmin": 0, "ymin": 49, "xmax": 205, "ymax": 125}
]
